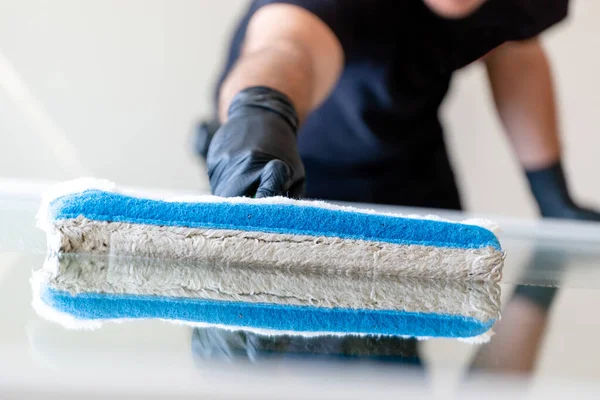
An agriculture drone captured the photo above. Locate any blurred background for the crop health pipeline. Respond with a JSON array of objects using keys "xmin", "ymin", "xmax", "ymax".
[
  {"xmin": 0, "ymin": 0, "xmax": 598, "ymax": 218},
  {"xmin": 3, "ymin": 3, "xmax": 600, "ymax": 395}
]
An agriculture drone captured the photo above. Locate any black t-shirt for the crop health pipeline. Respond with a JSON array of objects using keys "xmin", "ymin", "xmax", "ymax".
[{"xmin": 216, "ymin": 0, "xmax": 569, "ymax": 207}]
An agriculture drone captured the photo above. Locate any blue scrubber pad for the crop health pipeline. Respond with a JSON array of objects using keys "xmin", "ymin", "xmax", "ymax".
[
  {"xmin": 37, "ymin": 286, "xmax": 495, "ymax": 339},
  {"xmin": 34, "ymin": 180, "xmax": 504, "ymax": 341},
  {"xmin": 47, "ymin": 189, "xmax": 501, "ymax": 251}
]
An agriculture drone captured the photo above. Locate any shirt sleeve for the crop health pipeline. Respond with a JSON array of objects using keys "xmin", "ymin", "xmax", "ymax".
[
  {"xmin": 508, "ymin": 0, "xmax": 570, "ymax": 40},
  {"xmin": 250, "ymin": 0, "xmax": 383, "ymax": 57}
]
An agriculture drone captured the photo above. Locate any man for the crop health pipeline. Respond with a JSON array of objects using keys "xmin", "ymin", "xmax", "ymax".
[
  {"xmin": 193, "ymin": 0, "xmax": 599, "ymax": 362},
  {"xmin": 197, "ymin": 0, "xmax": 600, "ymax": 221}
]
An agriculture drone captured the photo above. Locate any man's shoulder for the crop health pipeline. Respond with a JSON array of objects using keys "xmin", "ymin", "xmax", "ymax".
[{"xmin": 473, "ymin": 0, "xmax": 569, "ymax": 41}]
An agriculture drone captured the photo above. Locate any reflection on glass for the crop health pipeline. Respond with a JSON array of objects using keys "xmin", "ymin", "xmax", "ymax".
[
  {"xmin": 32, "ymin": 254, "xmax": 501, "ymax": 342},
  {"xmin": 27, "ymin": 246, "xmax": 583, "ymax": 386},
  {"xmin": 192, "ymin": 328, "xmax": 422, "ymax": 365},
  {"xmin": 469, "ymin": 248, "xmax": 561, "ymax": 374}
]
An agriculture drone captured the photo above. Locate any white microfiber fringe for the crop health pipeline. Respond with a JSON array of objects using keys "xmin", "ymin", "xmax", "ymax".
[
  {"xmin": 458, "ymin": 330, "xmax": 494, "ymax": 344},
  {"xmin": 31, "ymin": 271, "xmax": 103, "ymax": 330},
  {"xmin": 462, "ymin": 219, "xmax": 501, "ymax": 235},
  {"xmin": 36, "ymin": 178, "xmax": 115, "ymax": 232},
  {"xmin": 37, "ymin": 178, "xmax": 501, "ymax": 235},
  {"xmin": 173, "ymin": 321, "xmax": 495, "ymax": 343}
]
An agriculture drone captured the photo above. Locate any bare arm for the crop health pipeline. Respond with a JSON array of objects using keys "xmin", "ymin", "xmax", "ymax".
[
  {"xmin": 484, "ymin": 38, "xmax": 561, "ymax": 170},
  {"xmin": 218, "ymin": 4, "xmax": 344, "ymax": 123}
]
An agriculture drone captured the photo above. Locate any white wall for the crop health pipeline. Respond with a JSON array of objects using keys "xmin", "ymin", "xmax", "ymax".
[
  {"xmin": 1, "ymin": 0, "xmax": 599, "ymax": 218},
  {"xmin": 0, "ymin": 0, "xmax": 248, "ymax": 190}
]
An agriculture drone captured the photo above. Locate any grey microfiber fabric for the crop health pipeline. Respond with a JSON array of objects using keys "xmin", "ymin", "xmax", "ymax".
[
  {"xmin": 51, "ymin": 217, "xmax": 504, "ymax": 282},
  {"xmin": 40, "ymin": 254, "xmax": 501, "ymax": 322}
]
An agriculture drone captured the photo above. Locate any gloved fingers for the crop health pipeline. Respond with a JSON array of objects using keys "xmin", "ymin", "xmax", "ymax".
[
  {"xmin": 255, "ymin": 159, "xmax": 291, "ymax": 199},
  {"xmin": 286, "ymin": 178, "xmax": 305, "ymax": 199},
  {"xmin": 212, "ymin": 170, "xmax": 262, "ymax": 198}
]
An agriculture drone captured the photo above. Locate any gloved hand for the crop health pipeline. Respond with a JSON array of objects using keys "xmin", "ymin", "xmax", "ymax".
[
  {"xmin": 518, "ymin": 161, "xmax": 599, "ymax": 311},
  {"xmin": 526, "ymin": 161, "xmax": 600, "ymax": 221},
  {"xmin": 206, "ymin": 86, "xmax": 305, "ymax": 198}
]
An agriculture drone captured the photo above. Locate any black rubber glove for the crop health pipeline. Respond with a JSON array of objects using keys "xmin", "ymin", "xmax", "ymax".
[
  {"xmin": 513, "ymin": 284, "xmax": 557, "ymax": 310},
  {"xmin": 194, "ymin": 119, "xmax": 220, "ymax": 160},
  {"xmin": 518, "ymin": 161, "xmax": 600, "ymax": 310},
  {"xmin": 526, "ymin": 161, "xmax": 600, "ymax": 221},
  {"xmin": 512, "ymin": 246, "xmax": 561, "ymax": 311},
  {"xmin": 206, "ymin": 87, "xmax": 305, "ymax": 198}
]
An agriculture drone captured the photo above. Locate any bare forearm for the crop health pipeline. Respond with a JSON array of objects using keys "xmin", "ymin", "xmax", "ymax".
[
  {"xmin": 219, "ymin": 43, "xmax": 315, "ymax": 122},
  {"xmin": 485, "ymin": 39, "xmax": 561, "ymax": 170},
  {"xmin": 218, "ymin": 4, "xmax": 343, "ymax": 123}
]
